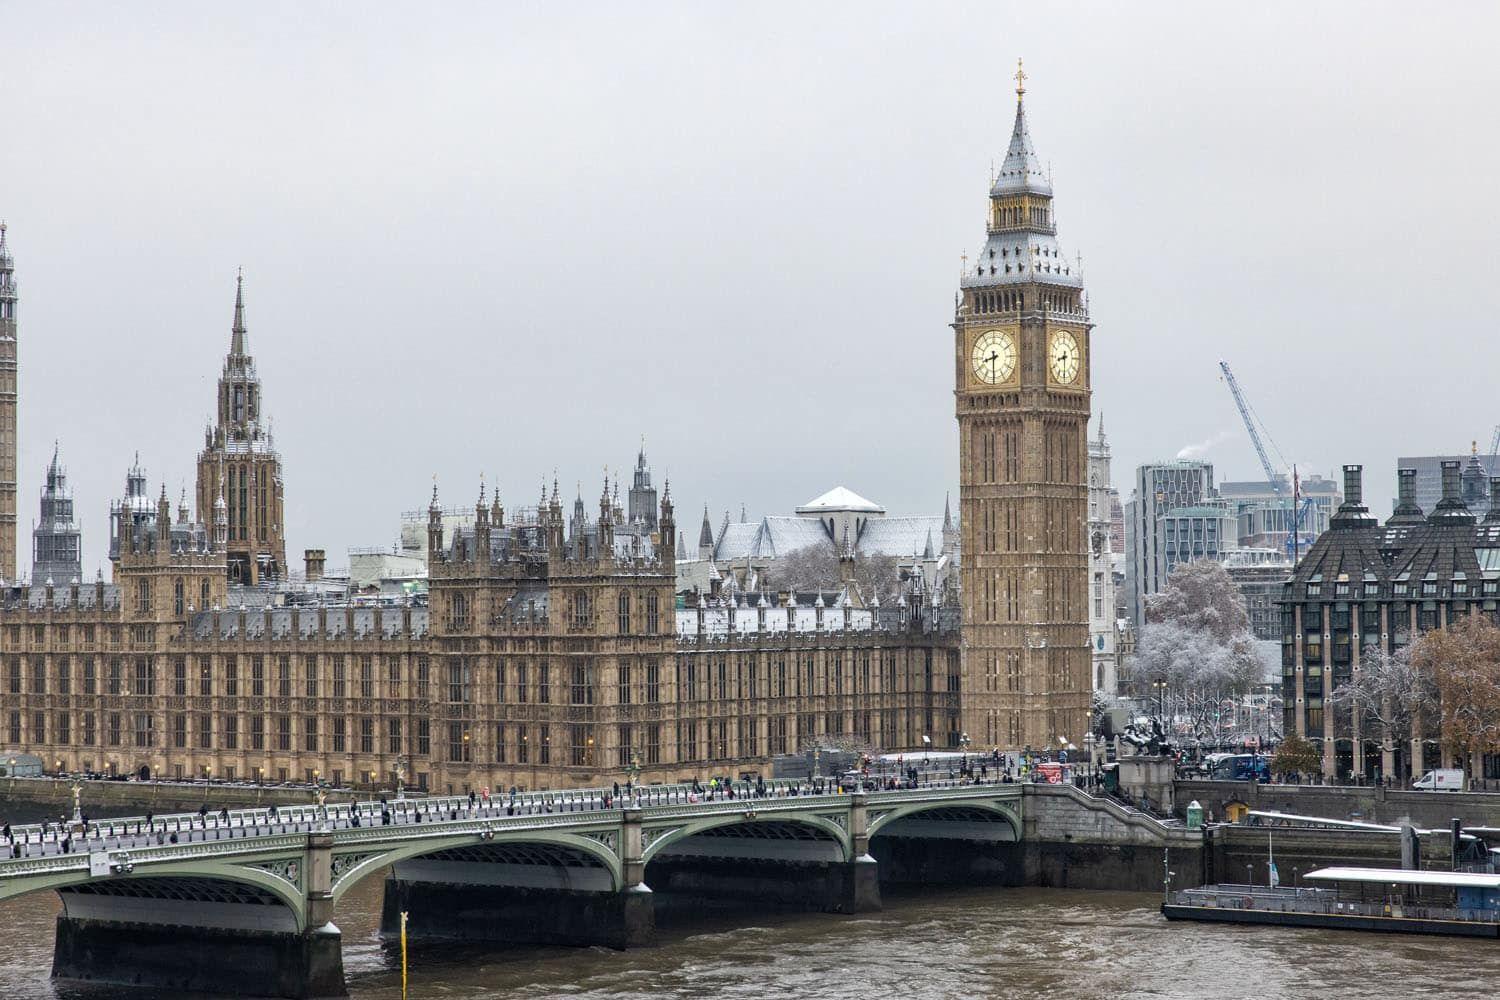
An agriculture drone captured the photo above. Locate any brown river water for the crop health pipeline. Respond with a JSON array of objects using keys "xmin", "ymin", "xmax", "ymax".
[{"xmin": 1, "ymin": 801, "xmax": 1496, "ymax": 999}]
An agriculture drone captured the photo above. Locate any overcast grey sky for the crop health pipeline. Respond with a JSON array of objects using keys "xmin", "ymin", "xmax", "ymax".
[{"xmin": 3, "ymin": 2, "xmax": 1498, "ymax": 578}]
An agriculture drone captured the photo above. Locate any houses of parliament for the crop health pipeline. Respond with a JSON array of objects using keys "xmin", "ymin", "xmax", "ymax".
[{"xmin": 0, "ymin": 72, "xmax": 1091, "ymax": 792}]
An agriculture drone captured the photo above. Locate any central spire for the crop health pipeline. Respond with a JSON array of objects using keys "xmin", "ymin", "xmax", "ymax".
[{"xmin": 230, "ymin": 269, "xmax": 247, "ymax": 357}]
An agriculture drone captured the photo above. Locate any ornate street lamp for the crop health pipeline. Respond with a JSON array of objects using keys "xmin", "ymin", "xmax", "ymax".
[
  {"xmin": 395, "ymin": 753, "xmax": 410, "ymax": 801},
  {"xmin": 627, "ymin": 748, "xmax": 642, "ymax": 802},
  {"xmin": 70, "ymin": 774, "xmax": 84, "ymax": 823}
]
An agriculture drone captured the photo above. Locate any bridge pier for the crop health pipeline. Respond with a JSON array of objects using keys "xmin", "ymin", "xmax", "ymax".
[
  {"xmin": 50, "ymin": 830, "xmax": 345, "ymax": 998},
  {"xmin": 52, "ymin": 916, "xmax": 343, "ymax": 999}
]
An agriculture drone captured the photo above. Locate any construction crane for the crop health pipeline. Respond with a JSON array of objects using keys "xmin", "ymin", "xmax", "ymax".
[
  {"xmin": 1218, "ymin": 361, "xmax": 1287, "ymax": 497},
  {"xmin": 1219, "ymin": 360, "xmax": 1311, "ymax": 562}
]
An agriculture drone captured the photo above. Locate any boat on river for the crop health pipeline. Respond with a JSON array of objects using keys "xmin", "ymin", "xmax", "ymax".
[{"xmin": 1163, "ymin": 867, "xmax": 1500, "ymax": 939}]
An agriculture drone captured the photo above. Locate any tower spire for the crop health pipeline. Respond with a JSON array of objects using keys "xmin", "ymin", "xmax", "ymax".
[
  {"xmin": 991, "ymin": 58, "xmax": 1051, "ymax": 198},
  {"xmin": 231, "ymin": 269, "xmax": 247, "ymax": 356}
]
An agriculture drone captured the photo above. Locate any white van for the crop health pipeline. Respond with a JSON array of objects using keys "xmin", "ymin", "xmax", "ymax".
[{"xmin": 1412, "ymin": 768, "xmax": 1465, "ymax": 791}]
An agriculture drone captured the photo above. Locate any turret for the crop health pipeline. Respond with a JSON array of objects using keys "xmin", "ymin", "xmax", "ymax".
[
  {"xmin": 427, "ymin": 483, "xmax": 444, "ymax": 562},
  {"xmin": 698, "ymin": 505, "xmax": 714, "ymax": 561},
  {"xmin": 474, "ymin": 479, "xmax": 490, "ymax": 563},
  {"xmin": 659, "ymin": 479, "xmax": 676, "ymax": 568}
]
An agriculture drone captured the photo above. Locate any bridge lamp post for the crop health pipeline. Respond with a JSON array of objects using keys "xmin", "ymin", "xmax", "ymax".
[
  {"xmin": 257, "ymin": 766, "xmax": 264, "ymax": 785},
  {"xmin": 959, "ymin": 732, "xmax": 972, "ymax": 775},
  {"xmin": 627, "ymin": 749, "xmax": 642, "ymax": 804},
  {"xmin": 70, "ymin": 775, "xmax": 84, "ymax": 823},
  {"xmin": 395, "ymin": 754, "xmax": 410, "ymax": 801}
]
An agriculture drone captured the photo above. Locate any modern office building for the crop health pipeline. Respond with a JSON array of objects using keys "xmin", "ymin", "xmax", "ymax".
[{"xmin": 1123, "ymin": 459, "xmax": 1216, "ymax": 626}]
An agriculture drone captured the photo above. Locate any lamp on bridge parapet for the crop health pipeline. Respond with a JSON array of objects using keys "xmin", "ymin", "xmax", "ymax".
[
  {"xmin": 627, "ymin": 749, "xmax": 642, "ymax": 805},
  {"xmin": 395, "ymin": 754, "xmax": 410, "ymax": 801},
  {"xmin": 959, "ymin": 732, "xmax": 972, "ymax": 773},
  {"xmin": 70, "ymin": 775, "xmax": 84, "ymax": 823}
]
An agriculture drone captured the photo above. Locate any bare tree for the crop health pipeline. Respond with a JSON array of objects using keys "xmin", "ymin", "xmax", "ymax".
[
  {"xmin": 1271, "ymin": 732, "xmax": 1320, "ymax": 779},
  {"xmin": 772, "ymin": 546, "xmax": 902, "ymax": 606},
  {"xmin": 1411, "ymin": 616, "xmax": 1500, "ymax": 772}
]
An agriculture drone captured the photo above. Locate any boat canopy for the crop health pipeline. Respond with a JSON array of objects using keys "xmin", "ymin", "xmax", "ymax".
[{"xmin": 1305, "ymin": 867, "xmax": 1500, "ymax": 889}]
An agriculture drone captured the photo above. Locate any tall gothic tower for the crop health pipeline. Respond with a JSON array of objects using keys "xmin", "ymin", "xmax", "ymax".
[
  {"xmin": 32, "ymin": 443, "xmax": 82, "ymax": 585},
  {"xmin": 196, "ymin": 273, "xmax": 286, "ymax": 585},
  {"xmin": 955, "ymin": 66, "xmax": 1092, "ymax": 752},
  {"xmin": 0, "ymin": 224, "xmax": 16, "ymax": 581}
]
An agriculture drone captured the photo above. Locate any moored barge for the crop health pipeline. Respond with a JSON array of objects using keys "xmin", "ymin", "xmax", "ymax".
[{"xmin": 1162, "ymin": 867, "xmax": 1500, "ymax": 938}]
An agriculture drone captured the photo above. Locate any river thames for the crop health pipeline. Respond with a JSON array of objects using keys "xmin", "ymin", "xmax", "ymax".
[{"xmin": 1, "ymin": 872, "xmax": 1496, "ymax": 1000}]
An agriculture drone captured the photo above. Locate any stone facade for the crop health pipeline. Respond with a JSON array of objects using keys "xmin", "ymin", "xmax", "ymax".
[
  {"xmin": 954, "ymin": 70, "xmax": 1091, "ymax": 751},
  {"xmin": 0, "ymin": 476, "xmax": 958, "ymax": 791}
]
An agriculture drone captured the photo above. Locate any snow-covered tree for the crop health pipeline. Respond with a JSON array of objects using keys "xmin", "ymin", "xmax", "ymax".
[
  {"xmin": 1125, "ymin": 560, "xmax": 1262, "ymax": 742},
  {"xmin": 1328, "ymin": 644, "xmax": 1436, "ymax": 763}
]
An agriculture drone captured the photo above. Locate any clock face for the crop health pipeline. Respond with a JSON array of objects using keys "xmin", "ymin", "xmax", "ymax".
[
  {"xmin": 971, "ymin": 330, "xmax": 1017, "ymax": 385},
  {"xmin": 1048, "ymin": 330, "xmax": 1081, "ymax": 384}
]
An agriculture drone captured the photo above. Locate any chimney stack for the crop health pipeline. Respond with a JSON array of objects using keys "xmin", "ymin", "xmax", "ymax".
[
  {"xmin": 1342, "ymin": 465, "xmax": 1363, "ymax": 507},
  {"xmin": 304, "ymin": 548, "xmax": 325, "ymax": 581},
  {"xmin": 1441, "ymin": 461, "xmax": 1461, "ymax": 502},
  {"xmin": 1395, "ymin": 468, "xmax": 1420, "ymax": 515}
]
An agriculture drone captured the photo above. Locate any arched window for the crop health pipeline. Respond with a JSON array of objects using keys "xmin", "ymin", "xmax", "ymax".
[
  {"xmin": 618, "ymin": 592, "xmax": 631, "ymax": 635},
  {"xmin": 173, "ymin": 578, "xmax": 184, "ymax": 616}
]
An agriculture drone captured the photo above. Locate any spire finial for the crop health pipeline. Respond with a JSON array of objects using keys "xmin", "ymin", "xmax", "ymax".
[{"xmin": 1014, "ymin": 58, "xmax": 1026, "ymax": 99}]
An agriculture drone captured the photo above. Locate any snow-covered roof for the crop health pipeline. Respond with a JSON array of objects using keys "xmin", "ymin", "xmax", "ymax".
[
  {"xmin": 861, "ymin": 515, "xmax": 945, "ymax": 558},
  {"xmin": 796, "ymin": 486, "xmax": 885, "ymax": 515}
]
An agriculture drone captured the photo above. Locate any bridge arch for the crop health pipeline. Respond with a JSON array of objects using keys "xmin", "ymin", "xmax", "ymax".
[
  {"xmin": 0, "ymin": 860, "xmax": 310, "ymax": 930},
  {"xmin": 642, "ymin": 812, "xmax": 852, "ymax": 865},
  {"xmin": 867, "ymin": 799, "xmax": 1022, "ymax": 843},
  {"xmin": 329, "ymin": 827, "xmax": 625, "ymax": 905}
]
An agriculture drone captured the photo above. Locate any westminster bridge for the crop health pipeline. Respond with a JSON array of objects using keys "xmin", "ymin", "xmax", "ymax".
[{"xmin": 0, "ymin": 778, "xmax": 1200, "ymax": 998}]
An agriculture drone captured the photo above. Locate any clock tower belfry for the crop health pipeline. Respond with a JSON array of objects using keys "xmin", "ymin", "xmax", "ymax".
[{"xmin": 954, "ymin": 64, "xmax": 1092, "ymax": 753}]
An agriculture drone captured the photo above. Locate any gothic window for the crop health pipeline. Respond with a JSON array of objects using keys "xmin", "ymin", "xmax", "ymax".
[
  {"xmin": 571, "ymin": 661, "xmax": 594, "ymax": 705},
  {"xmin": 173, "ymin": 578, "xmax": 184, "ymax": 615},
  {"xmin": 646, "ymin": 591, "xmax": 660, "ymax": 633},
  {"xmin": 618, "ymin": 592, "xmax": 631, "ymax": 635}
]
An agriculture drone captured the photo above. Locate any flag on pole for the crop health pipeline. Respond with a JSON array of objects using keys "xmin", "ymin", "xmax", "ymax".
[{"xmin": 1268, "ymin": 861, "xmax": 1280, "ymax": 888}]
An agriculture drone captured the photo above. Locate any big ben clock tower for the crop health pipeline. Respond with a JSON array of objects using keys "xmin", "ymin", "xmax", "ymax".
[{"xmin": 955, "ymin": 63, "xmax": 1092, "ymax": 752}]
